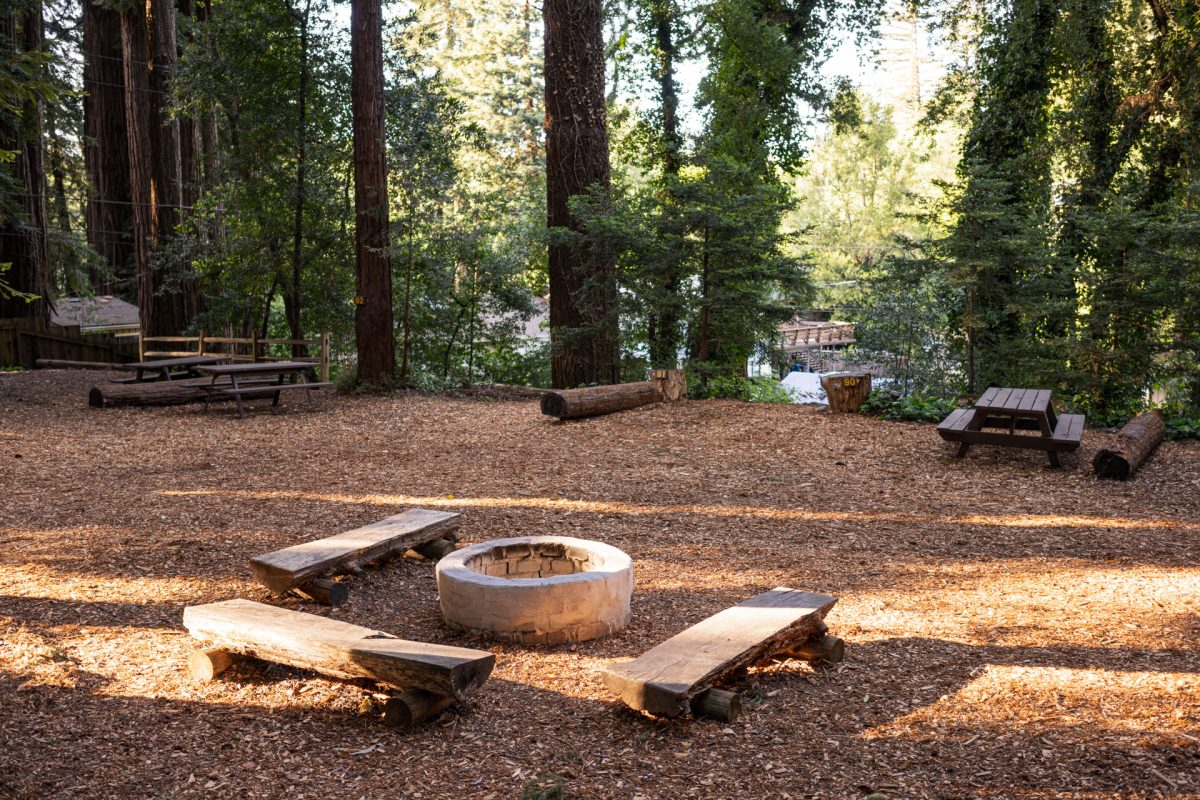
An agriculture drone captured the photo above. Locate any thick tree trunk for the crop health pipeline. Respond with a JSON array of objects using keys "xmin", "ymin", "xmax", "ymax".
[
  {"xmin": 288, "ymin": 2, "xmax": 311, "ymax": 359},
  {"xmin": 0, "ymin": 8, "xmax": 52, "ymax": 320},
  {"xmin": 121, "ymin": 0, "xmax": 196, "ymax": 335},
  {"xmin": 176, "ymin": 0, "xmax": 201, "ymax": 209},
  {"xmin": 350, "ymin": 0, "xmax": 395, "ymax": 385},
  {"xmin": 1093, "ymin": 410, "xmax": 1166, "ymax": 480},
  {"xmin": 647, "ymin": 0, "xmax": 683, "ymax": 368},
  {"xmin": 544, "ymin": 0, "xmax": 618, "ymax": 389}
]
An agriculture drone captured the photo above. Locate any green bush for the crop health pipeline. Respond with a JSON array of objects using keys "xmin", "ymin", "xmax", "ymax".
[
  {"xmin": 861, "ymin": 389, "xmax": 957, "ymax": 422},
  {"xmin": 688, "ymin": 374, "xmax": 793, "ymax": 404},
  {"xmin": 1166, "ymin": 414, "xmax": 1200, "ymax": 440}
]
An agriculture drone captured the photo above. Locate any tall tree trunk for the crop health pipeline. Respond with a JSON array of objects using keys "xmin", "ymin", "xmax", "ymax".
[
  {"xmin": 0, "ymin": 7, "xmax": 52, "ymax": 320},
  {"xmin": 287, "ymin": 0, "xmax": 310, "ymax": 358},
  {"xmin": 122, "ymin": 0, "xmax": 197, "ymax": 335},
  {"xmin": 176, "ymin": 0, "xmax": 201, "ymax": 209},
  {"xmin": 647, "ymin": 0, "xmax": 683, "ymax": 368},
  {"xmin": 83, "ymin": 0, "xmax": 133, "ymax": 296},
  {"xmin": 544, "ymin": 0, "xmax": 618, "ymax": 388},
  {"xmin": 350, "ymin": 0, "xmax": 395, "ymax": 384}
]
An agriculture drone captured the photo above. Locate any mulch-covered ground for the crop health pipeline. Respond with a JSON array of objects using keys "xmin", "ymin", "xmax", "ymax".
[{"xmin": 1, "ymin": 370, "xmax": 1197, "ymax": 800}]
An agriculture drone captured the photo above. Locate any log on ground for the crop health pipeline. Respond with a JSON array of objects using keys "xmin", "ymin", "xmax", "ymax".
[
  {"xmin": 88, "ymin": 378, "xmax": 213, "ymax": 408},
  {"xmin": 1093, "ymin": 409, "xmax": 1166, "ymax": 480},
  {"xmin": 540, "ymin": 382, "xmax": 661, "ymax": 420},
  {"xmin": 183, "ymin": 599, "xmax": 495, "ymax": 700},
  {"xmin": 37, "ymin": 359, "xmax": 126, "ymax": 371},
  {"xmin": 383, "ymin": 689, "xmax": 454, "ymax": 729}
]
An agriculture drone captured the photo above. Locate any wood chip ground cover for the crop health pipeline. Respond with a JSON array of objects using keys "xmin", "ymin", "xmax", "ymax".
[{"xmin": 1, "ymin": 370, "xmax": 1197, "ymax": 799}]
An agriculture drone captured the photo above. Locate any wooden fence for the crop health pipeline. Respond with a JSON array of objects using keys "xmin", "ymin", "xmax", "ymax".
[
  {"xmin": 136, "ymin": 331, "xmax": 331, "ymax": 382},
  {"xmin": 0, "ymin": 318, "xmax": 137, "ymax": 368}
]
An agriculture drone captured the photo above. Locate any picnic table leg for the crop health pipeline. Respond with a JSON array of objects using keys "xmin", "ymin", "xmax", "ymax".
[
  {"xmin": 955, "ymin": 442, "xmax": 971, "ymax": 458},
  {"xmin": 272, "ymin": 373, "xmax": 284, "ymax": 407},
  {"xmin": 299, "ymin": 371, "xmax": 314, "ymax": 409},
  {"xmin": 1047, "ymin": 450, "xmax": 1061, "ymax": 468},
  {"xmin": 1037, "ymin": 411, "xmax": 1060, "ymax": 468},
  {"xmin": 232, "ymin": 375, "xmax": 246, "ymax": 418}
]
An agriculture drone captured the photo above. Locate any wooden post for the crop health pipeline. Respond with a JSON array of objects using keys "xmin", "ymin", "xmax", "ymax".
[
  {"xmin": 693, "ymin": 688, "xmax": 742, "ymax": 722},
  {"xmin": 650, "ymin": 368, "xmax": 687, "ymax": 401},
  {"xmin": 412, "ymin": 537, "xmax": 456, "ymax": 561},
  {"xmin": 821, "ymin": 372, "xmax": 871, "ymax": 413},
  {"xmin": 251, "ymin": 331, "xmax": 259, "ymax": 362},
  {"xmin": 292, "ymin": 577, "xmax": 348, "ymax": 606},
  {"xmin": 137, "ymin": 330, "xmax": 145, "ymax": 361},
  {"xmin": 189, "ymin": 647, "xmax": 237, "ymax": 680},
  {"xmin": 382, "ymin": 690, "xmax": 454, "ymax": 729},
  {"xmin": 320, "ymin": 331, "xmax": 330, "ymax": 382},
  {"xmin": 197, "ymin": 329, "xmax": 206, "ymax": 356}
]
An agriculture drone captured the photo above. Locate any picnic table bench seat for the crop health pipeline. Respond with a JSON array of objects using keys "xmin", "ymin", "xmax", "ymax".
[
  {"xmin": 183, "ymin": 598, "xmax": 495, "ymax": 727},
  {"xmin": 602, "ymin": 587, "xmax": 842, "ymax": 721},
  {"xmin": 250, "ymin": 508, "xmax": 460, "ymax": 604}
]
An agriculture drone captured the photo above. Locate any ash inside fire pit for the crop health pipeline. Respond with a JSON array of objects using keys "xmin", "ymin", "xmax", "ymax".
[{"xmin": 436, "ymin": 536, "xmax": 633, "ymax": 645}]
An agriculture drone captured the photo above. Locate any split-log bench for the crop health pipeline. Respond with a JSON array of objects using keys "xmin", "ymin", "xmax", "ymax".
[
  {"xmin": 250, "ymin": 508, "xmax": 460, "ymax": 605},
  {"xmin": 602, "ymin": 587, "xmax": 842, "ymax": 722},
  {"xmin": 183, "ymin": 599, "xmax": 495, "ymax": 728}
]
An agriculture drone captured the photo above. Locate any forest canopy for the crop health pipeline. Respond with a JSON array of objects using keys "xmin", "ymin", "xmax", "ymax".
[{"xmin": 0, "ymin": 0, "xmax": 1197, "ymax": 418}]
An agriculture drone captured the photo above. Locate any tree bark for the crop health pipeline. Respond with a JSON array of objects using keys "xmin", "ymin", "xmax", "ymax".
[
  {"xmin": 350, "ymin": 0, "xmax": 395, "ymax": 385},
  {"xmin": 540, "ymin": 381, "xmax": 661, "ymax": 420},
  {"xmin": 176, "ymin": 0, "xmax": 201, "ymax": 210},
  {"xmin": 544, "ymin": 0, "xmax": 618, "ymax": 388},
  {"xmin": 0, "ymin": 7, "xmax": 52, "ymax": 320},
  {"xmin": 287, "ymin": 0, "xmax": 311, "ymax": 358},
  {"xmin": 1092, "ymin": 409, "xmax": 1166, "ymax": 480},
  {"xmin": 83, "ymin": 0, "xmax": 134, "ymax": 296},
  {"xmin": 121, "ymin": 0, "xmax": 196, "ymax": 335}
]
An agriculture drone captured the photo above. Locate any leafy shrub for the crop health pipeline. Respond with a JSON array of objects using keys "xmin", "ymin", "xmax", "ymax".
[
  {"xmin": 861, "ymin": 388, "xmax": 957, "ymax": 422},
  {"xmin": 688, "ymin": 374, "xmax": 793, "ymax": 404},
  {"xmin": 1166, "ymin": 414, "xmax": 1200, "ymax": 440}
]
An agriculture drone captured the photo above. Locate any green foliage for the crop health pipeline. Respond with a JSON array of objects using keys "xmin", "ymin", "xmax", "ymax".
[
  {"xmin": 687, "ymin": 373, "xmax": 793, "ymax": 404},
  {"xmin": 860, "ymin": 388, "xmax": 957, "ymax": 422},
  {"xmin": 1165, "ymin": 414, "xmax": 1200, "ymax": 441}
]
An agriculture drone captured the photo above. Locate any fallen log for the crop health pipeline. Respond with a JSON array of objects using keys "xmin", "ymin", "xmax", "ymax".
[
  {"xmin": 540, "ymin": 381, "xmax": 661, "ymax": 420},
  {"xmin": 1093, "ymin": 409, "xmax": 1165, "ymax": 480},
  {"xmin": 37, "ymin": 359, "xmax": 125, "ymax": 371},
  {"xmin": 89, "ymin": 378, "xmax": 211, "ymax": 408},
  {"xmin": 383, "ymin": 690, "xmax": 454, "ymax": 729}
]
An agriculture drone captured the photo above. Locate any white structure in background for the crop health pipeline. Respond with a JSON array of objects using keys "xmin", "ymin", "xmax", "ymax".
[
  {"xmin": 782, "ymin": 370, "xmax": 830, "ymax": 405},
  {"xmin": 50, "ymin": 296, "xmax": 140, "ymax": 334}
]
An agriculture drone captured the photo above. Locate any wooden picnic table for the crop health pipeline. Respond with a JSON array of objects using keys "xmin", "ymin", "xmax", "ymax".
[
  {"xmin": 194, "ymin": 361, "xmax": 330, "ymax": 418},
  {"xmin": 937, "ymin": 387, "xmax": 1084, "ymax": 467},
  {"xmin": 113, "ymin": 354, "xmax": 227, "ymax": 383}
]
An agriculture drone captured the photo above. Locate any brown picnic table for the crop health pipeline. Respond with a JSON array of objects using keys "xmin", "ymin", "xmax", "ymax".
[
  {"xmin": 937, "ymin": 387, "xmax": 1084, "ymax": 467},
  {"xmin": 194, "ymin": 361, "xmax": 330, "ymax": 418},
  {"xmin": 113, "ymin": 354, "xmax": 227, "ymax": 383}
]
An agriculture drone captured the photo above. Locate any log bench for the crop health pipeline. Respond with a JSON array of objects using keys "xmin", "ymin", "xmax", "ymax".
[
  {"xmin": 250, "ymin": 508, "xmax": 460, "ymax": 605},
  {"xmin": 183, "ymin": 599, "xmax": 495, "ymax": 727},
  {"xmin": 601, "ymin": 587, "xmax": 841, "ymax": 721}
]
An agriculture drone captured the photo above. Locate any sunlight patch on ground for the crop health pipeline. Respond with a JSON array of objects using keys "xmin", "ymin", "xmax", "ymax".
[
  {"xmin": 158, "ymin": 489, "xmax": 1200, "ymax": 532},
  {"xmin": 0, "ymin": 562, "xmax": 227, "ymax": 603},
  {"xmin": 865, "ymin": 665, "xmax": 1200, "ymax": 742}
]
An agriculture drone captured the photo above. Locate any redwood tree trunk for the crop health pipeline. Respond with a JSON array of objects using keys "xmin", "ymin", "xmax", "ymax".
[
  {"xmin": 0, "ymin": 7, "xmax": 52, "ymax": 320},
  {"xmin": 121, "ymin": 0, "xmax": 198, "ymax": 335},
  {"xmin": 83, "ymin": 0, "xmax": 133, "ymax": 295},
  {"xmin": 544, "ymin": 0, "xmax": 618, "ymax": 388},
  {"xmin": 350, "ymin": 0, "xmax": 395, "ymax": 384}
]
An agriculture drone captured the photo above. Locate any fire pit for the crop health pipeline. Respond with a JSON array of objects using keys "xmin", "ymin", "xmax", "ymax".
[{"xmin": 436, "ymin": 536, "xmax": 633, "ymax": 645}]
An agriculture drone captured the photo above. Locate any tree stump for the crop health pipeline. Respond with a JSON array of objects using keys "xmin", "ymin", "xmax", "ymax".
[
  {"xmin": 650, "ymin": 369, "xmax": 687, "ymax": 401},
  {"xmin": 1093, "ymin": 409, "xmax": 1165, "ymax": 480},
  {"xmin": 820, "ymin": 372, "xmax": 871, "ymax": 413}
]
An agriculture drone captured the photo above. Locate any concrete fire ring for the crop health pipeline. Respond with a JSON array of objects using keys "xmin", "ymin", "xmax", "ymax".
[{"xmin": 436, "ymin": 536, "xmax": 633, "ymax": 645}]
